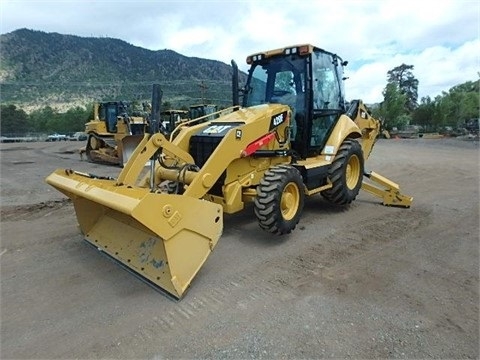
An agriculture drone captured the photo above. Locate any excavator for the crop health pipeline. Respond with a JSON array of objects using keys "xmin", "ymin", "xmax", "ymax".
[
  {"xmin": 46, "ymin": 44, "xmax": 413, "ymax": 299},
  {"xmin": 83, "ymin": 101, "xmax": 150, "ymax": 166}
]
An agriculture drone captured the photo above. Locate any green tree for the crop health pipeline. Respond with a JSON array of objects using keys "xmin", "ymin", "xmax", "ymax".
[
  {"xmin": 433, "ymin": 94, "xmax": 450, "ymax": 130},
  {"xmin": 1, "ymin": 104, "xmax": 29, "ymax": 135},
  {"xmin": 431, "ymin": 81, "xmax": 479, "ymax": 131},
  {"xmin": 387, "ymin": 64, "xmax": 419, "ymax": 113},
  {"xmin": 447, "ymin": 81, "xmax": 480, "ymax": 125},
  {"xmin": 29, "ymin": 106, "xmax": 58, "ymax": 133},
  {"xmin": 64, "ymin": 106, "xmax": 90, "ymax": 132},
  {"xmin": 378, "ymin": 82, "xmax": 408, "ymax": 130},
  {"xmin": 27, "ymin": 105, "xmax": 91, "ymax": 134},
  {"xmin": 412, "ymin": 96, "xmax": 436, "ymax": 132}
]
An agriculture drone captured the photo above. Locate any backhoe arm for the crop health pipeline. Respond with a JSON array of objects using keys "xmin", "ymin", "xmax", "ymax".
[
  {"xmin": 347, "ymin": 100, "xmax": 413, "ymax": 207},
  {"xmin": 347, "ymin": 99, "xmax": 381, "ymax": 161}
]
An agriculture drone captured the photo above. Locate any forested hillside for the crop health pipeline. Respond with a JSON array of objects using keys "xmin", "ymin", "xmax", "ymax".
[
  {"xmin": 1, "ymin": 29, "xmax": 477, "ymax": 138},
  {"xmin": 0, "ymin": 29, "xmax": 240, "ymax": 110}
]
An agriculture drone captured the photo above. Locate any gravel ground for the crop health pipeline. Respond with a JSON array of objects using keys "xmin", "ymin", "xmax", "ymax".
[{"xmin": 1, "ymin": 137, "xmax": 478, "ymax": 359}]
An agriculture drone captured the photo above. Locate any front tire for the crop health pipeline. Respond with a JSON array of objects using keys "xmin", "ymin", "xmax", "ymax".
[
  {"xmin": 254, "ymin": 165, "xmax": 305, "ymax": 235},
  {"xmin": 322, "ymin": 139, "xmax": 364, "ymax": 205}
]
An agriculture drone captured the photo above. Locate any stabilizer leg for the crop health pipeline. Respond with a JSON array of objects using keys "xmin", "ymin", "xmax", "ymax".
[{"xmin": 361, "ymin": 171, "xmax": 413, "ymax": 208}]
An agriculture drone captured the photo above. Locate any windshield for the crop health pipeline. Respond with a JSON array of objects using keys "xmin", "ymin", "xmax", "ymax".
[{"xmin": 243, "ymin": 55, "xmax": 306, "ymax": 116}]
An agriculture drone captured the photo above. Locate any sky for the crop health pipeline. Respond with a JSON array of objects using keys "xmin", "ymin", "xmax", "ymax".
[{"xmin": 1, "ymin": 0, "xmax": 479, "ymax": 103}]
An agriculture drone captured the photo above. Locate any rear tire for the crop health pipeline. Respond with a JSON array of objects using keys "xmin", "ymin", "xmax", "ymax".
[
  {"xmin": 322, "ymin": 139, "xmax": 364, "ymax": 205},
  {"xmin": 254, "ymin": 165, "xmax": 305, "ymax": 235}
]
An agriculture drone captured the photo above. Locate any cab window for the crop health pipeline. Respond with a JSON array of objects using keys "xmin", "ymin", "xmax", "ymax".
[{"xmin": 312, "ymin": 52, "xmax": 342, "ymax": 110}]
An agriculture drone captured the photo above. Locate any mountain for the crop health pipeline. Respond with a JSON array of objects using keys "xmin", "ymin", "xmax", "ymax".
[{"xmin": 0, "ymin": 29, "xmax": 242, "ymax": 111}]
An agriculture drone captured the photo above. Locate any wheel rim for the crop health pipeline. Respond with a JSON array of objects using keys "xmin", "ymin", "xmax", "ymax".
[
  {"xmin": 281, "ymin": 182, "xmax": 300, "ymax": 220},
  {"xmin": 346, "ymin": 154, "xmax": 361, "ymax": 190}
]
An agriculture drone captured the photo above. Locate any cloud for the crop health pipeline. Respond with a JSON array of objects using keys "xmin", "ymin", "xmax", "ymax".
[
  {"xmin": 1, "ymin": 0, "xmax": 478, "ymax": 103},
  {"xmin": 415, "ymin": 40, "xmax": 480, "ymax": 98},
  {"xmin": 346, "ymin": 38, "xmax": 480, "ymax": 103}
]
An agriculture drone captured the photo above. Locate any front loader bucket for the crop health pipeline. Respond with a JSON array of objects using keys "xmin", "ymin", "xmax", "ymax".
[{"xmin": 45, "ymin": 169, "xmax": 223, "ymax": 299}]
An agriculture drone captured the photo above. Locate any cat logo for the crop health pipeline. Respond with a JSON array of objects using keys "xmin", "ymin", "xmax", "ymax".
[{"xmin": 203, "ymin": 125, "xmax": 232, "ymax": 134}]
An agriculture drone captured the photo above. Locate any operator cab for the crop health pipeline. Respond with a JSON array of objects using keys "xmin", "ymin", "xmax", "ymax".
[
  {"xmin": 98, "ymin": 102, "xmax": 122, "ymax": 133},
  {"xmin": 242, "ymin": 44, "xmax": 347, "ymax": 159},
  {"xmin": 99, "ymin": 101, "xmax": 145, "ymax": 135}
]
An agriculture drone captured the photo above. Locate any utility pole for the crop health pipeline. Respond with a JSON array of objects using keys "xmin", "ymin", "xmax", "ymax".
[{"xmin": 199, "ymin": 81, "xmax": 208, "ymax": 104}]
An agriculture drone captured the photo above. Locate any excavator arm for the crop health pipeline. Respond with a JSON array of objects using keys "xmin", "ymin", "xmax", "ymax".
[
  {"xmin": 346, "ymin": 99, "xmax": 381, "ymax": 161},
  {"xmin": 347, "ymin": 100, "xmax": 413, "ymax": 208}
]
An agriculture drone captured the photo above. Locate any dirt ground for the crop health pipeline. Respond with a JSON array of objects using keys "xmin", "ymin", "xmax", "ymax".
[{"xmin": 1, "ymin": 138, "xmax": 479, "ymax": 359}]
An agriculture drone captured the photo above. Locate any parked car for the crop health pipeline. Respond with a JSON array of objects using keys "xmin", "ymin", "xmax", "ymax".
[
  {"xmin": 68, "ymin": 132, "xmax": 87, "ymax": 141},
  {"xmin": 46, "ymin": 133, "xmax": 67, "ymax": 141}
]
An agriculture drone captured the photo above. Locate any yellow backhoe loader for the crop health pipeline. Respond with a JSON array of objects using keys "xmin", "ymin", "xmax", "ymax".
[
  {"xmin": 83, "ymin": 101, "xmax": 150, "ymax": 166},
  {"xmin": 160, "ymin": 104, "xmax": 217, "ymax": 134},
  {"xmin": 161, "ymin": 109, "xmax": 189, "ymax": 134},
  {"xmin": 46, "ymin": 44, "xmax": 413, "ymax": 299},
  {"xmin": 188, "ymin": 104, "xmax": 218, "ymax": 122}
]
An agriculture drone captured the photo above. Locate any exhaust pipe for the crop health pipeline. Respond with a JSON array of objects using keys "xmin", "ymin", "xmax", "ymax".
[
  {"xmin": 231, "ymin": 60, "xmax": 240, "ymax": 107},
  {"xmin": 120, "ymin": 84, "xmax": 163, "ymax": 167}
]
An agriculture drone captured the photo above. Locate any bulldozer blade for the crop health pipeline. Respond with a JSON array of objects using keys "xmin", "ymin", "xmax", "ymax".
[
  {"xmin": 45, "ymin": 169, "xmax": 223, "ymax": 299},
  {"xmin": 119, "ymin": 135, "xmax": 145, "ymax": 166}
]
